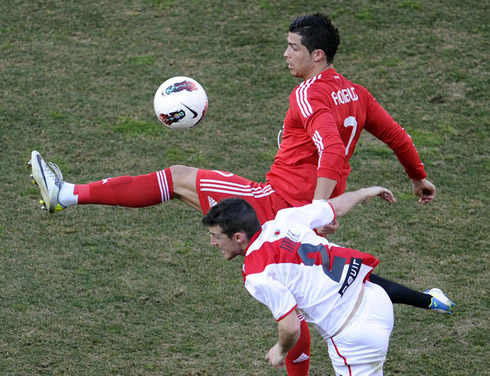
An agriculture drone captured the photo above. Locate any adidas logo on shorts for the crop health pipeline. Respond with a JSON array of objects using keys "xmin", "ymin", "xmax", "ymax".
[{"xmin": 208, "ymin": 196, "xmax": 218, "ymax": 208}]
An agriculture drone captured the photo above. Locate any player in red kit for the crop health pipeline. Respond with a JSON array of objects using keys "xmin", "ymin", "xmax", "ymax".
[
  {"xmin": 29, "ymin": 13, "xmax": 451, "ymax": 376},
  {"xmin": 268, "ymin": 68, "xmax": 428, "ymax": 206}
]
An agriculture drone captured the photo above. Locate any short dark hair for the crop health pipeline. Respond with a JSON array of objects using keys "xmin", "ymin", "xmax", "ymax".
[
  {"xmin": 289, "ymin": 13, "xmax": 340, "ymax": 64},
  {"xmin": 201, "ymin": 198, "xmax": 261, "ymax": 240}
]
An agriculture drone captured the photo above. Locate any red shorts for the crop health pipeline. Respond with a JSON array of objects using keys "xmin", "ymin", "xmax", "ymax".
[{"xmin": 196, "ymin": 169, "xmax": 291, "ymax": 224}]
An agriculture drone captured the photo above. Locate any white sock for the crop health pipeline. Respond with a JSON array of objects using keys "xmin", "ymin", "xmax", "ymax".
[{"xmin": 59, "ymin": 182, "xmax": 78, "ymax": 207}]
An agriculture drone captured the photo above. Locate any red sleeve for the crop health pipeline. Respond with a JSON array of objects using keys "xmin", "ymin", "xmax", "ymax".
[
  {"xmin": 304, "ymin": 107, "xmax": 346, "ymax": 182},
  {"xmin": 364, "ymin": 97, "xmax": 427, "ymax": 180}
]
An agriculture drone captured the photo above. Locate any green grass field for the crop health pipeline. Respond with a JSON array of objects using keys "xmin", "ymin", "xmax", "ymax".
[{"xmin": 1, "ymin": 0, "xmax": 489, "ymax": 374}]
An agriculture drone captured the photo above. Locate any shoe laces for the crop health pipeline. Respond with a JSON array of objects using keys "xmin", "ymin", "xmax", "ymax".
[{"xmin": 47, "ymin": 161, "xmax": 64, "ymax": 181}]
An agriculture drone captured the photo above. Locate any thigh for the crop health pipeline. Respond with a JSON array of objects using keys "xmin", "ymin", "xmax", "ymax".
[
  {"xmin": 327, "ymin": 282, "xmax": 394, "ymax": 376},
  {"xmin": 196, "ymin": 169, "xmax": 289, "ymax": 224}
]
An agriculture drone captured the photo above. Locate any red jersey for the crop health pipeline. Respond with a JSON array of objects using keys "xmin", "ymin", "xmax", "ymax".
[{"xmin": 266, "ymin": 68, "xmax": 427, "ymax": 207}]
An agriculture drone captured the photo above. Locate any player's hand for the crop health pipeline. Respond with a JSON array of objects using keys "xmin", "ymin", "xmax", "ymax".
[
  {"xmin": 361, "ymin": 187, "xmax": 396, "ymax": 204},
  {"xmin": 265, "ymin": 343, "xmax": 287, "ymax": 369},
  {"xmin": 411, "ymin": 178, "xmax": 436, "ymax": 204},
  {"xmin": 316, "ymin": 219, "xmax": 339, "ymax": 236}
]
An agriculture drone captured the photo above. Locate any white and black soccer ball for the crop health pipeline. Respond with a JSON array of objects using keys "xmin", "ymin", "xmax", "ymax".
[{"xmin": 153, "ymin": 76, "xmax": 208, "ymax": 130}]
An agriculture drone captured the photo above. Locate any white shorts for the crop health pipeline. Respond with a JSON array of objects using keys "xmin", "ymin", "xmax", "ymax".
[{"xmin": 327, "ymin": 281, "xmax": 394, "ymax": 376}]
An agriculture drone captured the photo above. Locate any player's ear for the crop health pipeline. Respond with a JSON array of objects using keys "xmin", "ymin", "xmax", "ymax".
[
  {"xmin": 233, "ymin": 232, "xmax": 248, "ymax": 244},
  {"xmin": 312, "ymin": 49, "xmax": 325, "ymax": 62}
]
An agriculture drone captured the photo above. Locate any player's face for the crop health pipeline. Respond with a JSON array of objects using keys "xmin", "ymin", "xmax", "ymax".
[
  {"xmin": 284, "ymin": 32, "xmax": 315, "ymax": 79},
  {"xmin": 208, "ymin": 225, "xmax": 243, "ymax": 260}
]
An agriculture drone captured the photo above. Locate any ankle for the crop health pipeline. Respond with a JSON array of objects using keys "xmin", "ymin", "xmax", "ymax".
[{"xmin": 59, "ymin": 182, "xmax": 78, "ymax": 207}]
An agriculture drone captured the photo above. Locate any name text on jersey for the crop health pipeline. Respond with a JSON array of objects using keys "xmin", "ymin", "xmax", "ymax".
[{"xmin": 331, "ymin": 87, "xmax": 359, "ymax": 106}]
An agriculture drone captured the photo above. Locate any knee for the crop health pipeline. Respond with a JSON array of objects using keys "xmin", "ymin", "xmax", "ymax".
[
  {"xmin": 170, "ymin": 165, "xmax": 196, "ymax": 179},
  {"xmin": 168, "ymin": 165, "xmax": 200, "ymax": 207},
  {"xmin": 169, "ymin": 165, "xmax": 198, "ymax": 187}
]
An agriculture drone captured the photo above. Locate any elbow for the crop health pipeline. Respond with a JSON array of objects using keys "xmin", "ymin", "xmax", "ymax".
[
  {"xmin": 278, "ymin": 312, "xmax": 302, "ymax": 351},
  {"xmin": 289, "ymin": 319, "xmax": 301, "ymax": 345}
]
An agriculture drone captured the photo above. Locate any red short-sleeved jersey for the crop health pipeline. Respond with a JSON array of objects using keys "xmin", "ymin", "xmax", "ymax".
[{"xmin": 266, "ymin": 69, "xmax": 427, "ymax": 207}]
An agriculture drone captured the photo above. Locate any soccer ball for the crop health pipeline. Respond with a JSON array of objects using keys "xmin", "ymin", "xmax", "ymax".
[{"xmin": 153, "ymin": 76, "xmax": 208, "ymax": 130}]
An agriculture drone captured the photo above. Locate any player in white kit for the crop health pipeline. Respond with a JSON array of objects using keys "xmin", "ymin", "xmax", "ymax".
[{"xmin": 202, "ymin": 187, "xmax": 398, "ymax": 375}]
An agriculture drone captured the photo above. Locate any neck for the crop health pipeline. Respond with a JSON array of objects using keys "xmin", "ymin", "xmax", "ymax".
[{"xmin": 304, "ymin": 63, "xmax": 334, "ymax": 80}]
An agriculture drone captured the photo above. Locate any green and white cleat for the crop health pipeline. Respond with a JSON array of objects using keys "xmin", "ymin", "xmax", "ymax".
[{"xmin": 29, "ymin": 150, "xmax": 66, "ymax": 213}]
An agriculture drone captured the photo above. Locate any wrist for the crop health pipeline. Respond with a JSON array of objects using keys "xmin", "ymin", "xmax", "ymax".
[
  {"xmin": 278, "ymin": 343, "xmax": 291, "ymax": 357},
  {"xmin": 358, "ymin": 187, "xmax": 374, "ymax": 203}
]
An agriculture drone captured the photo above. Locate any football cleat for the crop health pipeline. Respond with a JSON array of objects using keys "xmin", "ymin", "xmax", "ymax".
[
  {"xmin": 425, "ymin": 288, "xmax": 455, "ymax": 315},
  {"xmin": 30, "ymin": 150, "xmax": 66, "ymax": 213}
]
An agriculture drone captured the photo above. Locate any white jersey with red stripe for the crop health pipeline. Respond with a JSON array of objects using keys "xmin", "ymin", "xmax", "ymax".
[{"xmin": 242, "ymin": 201, "xmax": 379, "ymax": 338}]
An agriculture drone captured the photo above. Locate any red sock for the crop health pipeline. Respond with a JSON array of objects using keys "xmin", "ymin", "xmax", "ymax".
[
  {"xmin": 285, "ymin": 318, "xmax": 311, "ymax": 376},
  {"xmin": 74, "ymin": 168, "xmax": 173, "ymax": 207}
]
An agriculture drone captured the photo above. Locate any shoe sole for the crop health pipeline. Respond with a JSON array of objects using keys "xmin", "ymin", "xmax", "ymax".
[{"xmin": 30, "ymin": 151, "xmax": 55, "ymax": 211}]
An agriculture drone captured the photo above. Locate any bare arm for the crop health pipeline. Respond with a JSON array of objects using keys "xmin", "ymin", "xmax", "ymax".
[
  {"xmin": 313, "ymin": 177, "xmax": 340, "ymax": 235},
  {"xmin": 265, "ymin": 310, "xmax": 301, "ymax": 369},
  {"xmin": 313, "ymin": 176, "xmax": 337, "ymax": 201},
  {"xmin": 328, "ymin": 186, "xmax": 396, "ymax": 218}
]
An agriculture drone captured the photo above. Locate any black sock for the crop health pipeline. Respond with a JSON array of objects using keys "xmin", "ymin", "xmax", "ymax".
[{"xmin": 369, "ymin": 273, "xmax": 431, "ymax": 309}]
